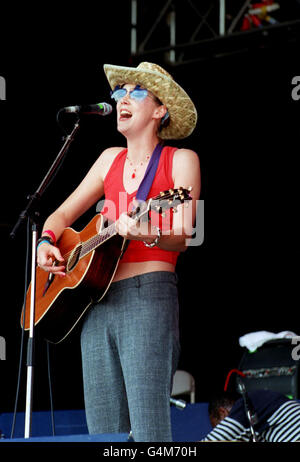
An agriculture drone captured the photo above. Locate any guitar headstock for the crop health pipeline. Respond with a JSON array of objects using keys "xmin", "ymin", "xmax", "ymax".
[
  {"xmin": 151, "ymin": 187, "xmax": 192, "ymax": 214},
  {"xmin": 132, "ymin": 187, "xmax": 192, "ymax": 220}
]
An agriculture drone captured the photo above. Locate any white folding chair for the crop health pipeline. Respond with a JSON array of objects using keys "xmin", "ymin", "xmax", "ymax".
[{"xmin": 171, "ymin": 370, "xmax": 196, "ymax": 403}]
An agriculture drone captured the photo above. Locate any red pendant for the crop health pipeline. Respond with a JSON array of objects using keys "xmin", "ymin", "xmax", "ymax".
[{"xmin": 132, "ymin": 172, "xmax": 136, "ymax": 179}]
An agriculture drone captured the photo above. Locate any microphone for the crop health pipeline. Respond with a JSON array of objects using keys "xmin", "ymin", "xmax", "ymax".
[{"xmin": 62, "ymin": 102, "xmax": 113, "ymax": 116}]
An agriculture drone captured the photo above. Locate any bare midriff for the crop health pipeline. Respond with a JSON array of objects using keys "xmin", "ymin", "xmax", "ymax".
[{"xmin": 113, "ymin": 260, "xmax": 175, "ymax": 281}]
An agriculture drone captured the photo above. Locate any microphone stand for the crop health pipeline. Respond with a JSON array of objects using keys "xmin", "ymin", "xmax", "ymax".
[
  {"xmin": 10, "ymin": 117, "xmax": 80, "ymax": 438},
  {"xmin": 237, "ymin": 378, "xmax": 258, "ymax": 442}
]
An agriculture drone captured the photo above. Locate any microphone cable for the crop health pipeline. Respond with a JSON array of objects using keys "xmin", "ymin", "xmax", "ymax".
[{"xmin": 46, "ymin": 340, "xmax": 56, "ymax": 436}]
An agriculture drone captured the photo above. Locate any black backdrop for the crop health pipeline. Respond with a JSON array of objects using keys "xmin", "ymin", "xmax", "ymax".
[{"xmin": 0, "ymin": 3, "xmax": 299, "ymax": 416}]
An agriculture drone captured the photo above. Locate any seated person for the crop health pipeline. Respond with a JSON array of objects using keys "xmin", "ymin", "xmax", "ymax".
[{"xmin": 201, "ymin": 389, "xmax": 300, "ymax": 442}]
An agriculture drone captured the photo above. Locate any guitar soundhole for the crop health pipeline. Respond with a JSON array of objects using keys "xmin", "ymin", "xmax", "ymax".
[{"xmin": 66, "ymin": 244, "xmax": 82, "ymax": 272}]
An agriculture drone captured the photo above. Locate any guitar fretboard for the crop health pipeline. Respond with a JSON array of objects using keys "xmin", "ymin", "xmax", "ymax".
[{"xmin": 79, "ymin": 222, "xmax": 117, "ymax": 259}]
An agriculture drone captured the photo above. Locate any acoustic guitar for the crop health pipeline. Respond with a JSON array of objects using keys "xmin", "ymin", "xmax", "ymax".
[{"xmin": 21, "ymin": 187, "xmax": 192, "ymax": 343}]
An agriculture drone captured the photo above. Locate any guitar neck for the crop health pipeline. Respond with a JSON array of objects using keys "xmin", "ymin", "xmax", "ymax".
[
  {"xmin": 79, "ymin": 221, "xmax": 118, "ymax": 258},
  {"xmin": 78, "ymin": 205, "xmax": 147, "ymax": 259}
]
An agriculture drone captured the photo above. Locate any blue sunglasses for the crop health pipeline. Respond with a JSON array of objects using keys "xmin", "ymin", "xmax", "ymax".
[{"xmin": 110, "ymin": 85, "xmax": 159, "ymax": 103}]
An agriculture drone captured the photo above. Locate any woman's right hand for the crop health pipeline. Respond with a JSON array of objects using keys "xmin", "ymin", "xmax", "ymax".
[{"xmin": 37, "ymin": 242, "xmax": 66, "ymax": 277}]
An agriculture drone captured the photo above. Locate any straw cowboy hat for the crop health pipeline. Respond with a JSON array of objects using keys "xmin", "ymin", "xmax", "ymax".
[{"xmin": 103, "ymin": 61, "xmax": 197, "ymax": 139}]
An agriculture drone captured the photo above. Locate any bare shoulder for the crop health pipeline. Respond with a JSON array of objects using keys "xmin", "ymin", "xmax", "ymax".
[
  {"xmin": 173, "ymin": 148, "xmax": 200, "ymax": 166},
  {"xmin": 98, "ymin": 146, "xmax": 125, "ymax": 166},
  {"xmin": 94, "ymin": 146, "xmax": 125, "ymax": 181},
  {"xmin": 173, "ymin": 148, "xmax": 200, "ymax": 176}
]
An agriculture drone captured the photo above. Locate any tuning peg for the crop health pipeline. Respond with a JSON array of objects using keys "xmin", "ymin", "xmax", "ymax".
[
  {"xmin": 169, "ymin": 188, "xmax": 174, "ymax": 195},
  {"xmin": 160, "ymin": 191, "xmax": 165, "ymax": 196},
  {"xmin": 188, "ymin": 186, "xmax": 193, "ymax": 191}
]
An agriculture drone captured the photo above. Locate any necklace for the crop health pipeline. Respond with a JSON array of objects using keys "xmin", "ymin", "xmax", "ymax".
[{"xmin": 126, "ymin": 154, "xmax": 150, "ymax": 179}]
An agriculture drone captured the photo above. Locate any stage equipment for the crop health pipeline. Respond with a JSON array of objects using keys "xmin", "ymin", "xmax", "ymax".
[{"xmin": 238, "ymin": 339, "xmax": 300, "ymax": 399}]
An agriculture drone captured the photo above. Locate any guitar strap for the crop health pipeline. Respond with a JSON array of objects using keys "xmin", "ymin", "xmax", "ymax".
[
  {"xmin": 120, "ymin": 142, "xmax": 164, "ymax": 259},
  {"xmin": 135, "ymin": 141, "xmax": 164, "ymax": 202}
]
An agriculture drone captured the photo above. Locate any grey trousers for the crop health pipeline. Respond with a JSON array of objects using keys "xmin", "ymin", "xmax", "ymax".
[{"xmin": 80, "ymin": 271, "xmax": 180, "ymax": 442}]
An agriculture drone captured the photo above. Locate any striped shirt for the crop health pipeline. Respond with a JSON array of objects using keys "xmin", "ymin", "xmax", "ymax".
[{"xmin": 202, "ymin": 391, "xmax": 300, "ymax": 442}]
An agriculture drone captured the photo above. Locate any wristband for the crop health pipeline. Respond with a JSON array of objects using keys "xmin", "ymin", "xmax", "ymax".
[
  {"xmin": 37, "ymin": 235, "xmax": 54, "ymax": 248},
  {"xmin": 143, "ymin": 227, "xmax": 161, "ymax": 248},
  {"xmin": 37, "ymin": 239, "xmax": 53, "ymax": 250},
  {"xmin": 43, "ymin": 229, "xmax": 57, "ymax": 246}
]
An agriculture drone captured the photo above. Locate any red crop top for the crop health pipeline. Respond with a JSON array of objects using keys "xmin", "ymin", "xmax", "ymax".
[{"xmin": 100, "ymin": 145, "xmax": 180, "ymax": 265}]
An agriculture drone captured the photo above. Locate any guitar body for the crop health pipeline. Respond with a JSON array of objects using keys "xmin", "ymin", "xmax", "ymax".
[{"xmin": 22, "ymin": 214, "xmax": 126, "ymax": 343}]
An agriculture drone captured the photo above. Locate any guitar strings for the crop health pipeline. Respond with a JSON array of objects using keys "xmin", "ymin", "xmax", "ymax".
[{"xmin": 59, "ymin": 222, "xmax": 117, "ymax": 265}]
